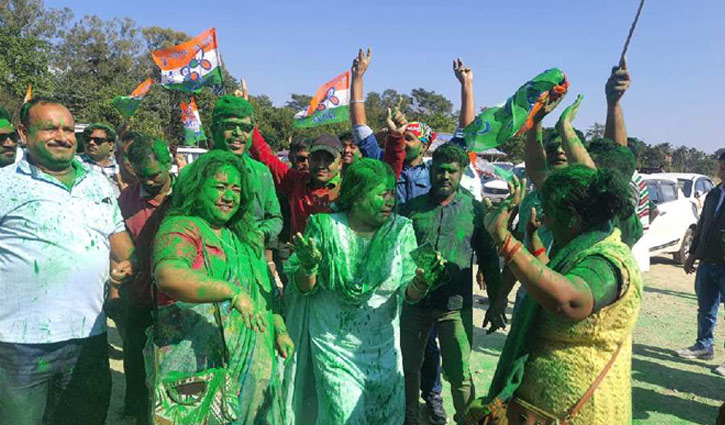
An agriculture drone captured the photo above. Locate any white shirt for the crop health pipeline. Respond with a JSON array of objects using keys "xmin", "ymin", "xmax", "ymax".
[{"xmin": 0, "ymin": 159, "xmax": 125, "ymax": 343}]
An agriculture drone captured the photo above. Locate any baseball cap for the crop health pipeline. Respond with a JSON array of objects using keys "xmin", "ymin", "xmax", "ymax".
[{"xmin": 309, "ymin": 133, "xmax": 342, "ymax": 157}]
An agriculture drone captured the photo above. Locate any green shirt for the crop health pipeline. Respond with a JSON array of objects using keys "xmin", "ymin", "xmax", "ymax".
[
  {"xmin": 241, "ymin": 155, "xmax": 283, "ymax": 246},
  {"xmin": 400, "ymin": 188, "xmax": 501, "ymax": 311}
]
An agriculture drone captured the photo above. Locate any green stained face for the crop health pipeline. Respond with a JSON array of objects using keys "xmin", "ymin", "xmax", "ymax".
[
  {"xmin": 214, "ymin": 116, "xmax": 253, "ymax": 156},
  {"xmin": 545, "ymin": 139, "xmax": 568, "ymax": 170},
  {"xmin": 195, "ymin": 165, "xmax": 242, "ymax": 228},
  {"xmin": 542, "ymin": 201, "xmax": 578, "ymax": 246},
  {"xmin": 404, "ymin": 132, "xmax": 424, "ymax": 162},
  {"xmin": 84, "ymin": 129, "xmax": 114, "ymax": 162},
  {"xmin": 430, "ymin": 161, "xmax": 463, "ymax": 199},
  {"xmin": 309, "ymin": 150, "xmax": 342, "ymax": 184},
  {"xmin": 23, "ymin": 103, "xmax": 77, "ymax": 171},
  {"xmin": 351, "ymin": 182, "xmax": 396, "ymax": 229},
  {"xmin": 133, "ymin": 156, "xmax": 170, "ymax": 195},
  {"xmin": 0, "ymin": 125, "xmax": 18, "ymax": 167}
]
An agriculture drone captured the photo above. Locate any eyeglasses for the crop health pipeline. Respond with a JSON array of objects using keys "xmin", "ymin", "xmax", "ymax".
[
  {"xmin": 88, "ymin": 137, "xmax": 112, "ymax": 145},
  {"xmin": 0, "ymin": 133, "xmax": 18, "ymax": 143},
  {"xmin": 220, "ymin": 122, "xmax": 254, "ymax": 133},
  {"xmin": 294, "ymin": 155, "xmax": 309, "ymax": 162}
]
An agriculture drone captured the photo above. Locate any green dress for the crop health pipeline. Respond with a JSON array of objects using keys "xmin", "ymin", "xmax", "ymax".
[
  {"xmin": 282, "ymin": 213, "xmax": 418, "ymax": 425},
  {"xmin": 147, "ymin": 215, "xmax": 284, "ymax": 425}
]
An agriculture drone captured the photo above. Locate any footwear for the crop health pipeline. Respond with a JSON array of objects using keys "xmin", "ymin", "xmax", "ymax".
[
  {"xmin": 676, "ymin": 344, "xmax": 714, "ymax": 360},
  {"xmin": 714, "ymin": 362, "xmax": 725, "ymax": 377},
  {"xmin": 425, "ymin": 394, "xmax": 448, "ymax": 425}
]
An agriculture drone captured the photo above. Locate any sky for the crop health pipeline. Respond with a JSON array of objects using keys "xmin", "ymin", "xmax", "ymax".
[{"xmin": 47, "ymin": 0, "xmax": 724, "ymax": 153}]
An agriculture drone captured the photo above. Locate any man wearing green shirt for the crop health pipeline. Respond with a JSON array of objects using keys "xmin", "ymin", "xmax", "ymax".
[{"xmin": 400, "ymin": 143, "xmax": 501, "ymax": 425}]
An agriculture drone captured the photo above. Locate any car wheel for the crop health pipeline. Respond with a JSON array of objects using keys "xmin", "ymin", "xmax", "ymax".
[{"xmin": 673, "ymin": 227, "xmax": 693, "ymax": 265}]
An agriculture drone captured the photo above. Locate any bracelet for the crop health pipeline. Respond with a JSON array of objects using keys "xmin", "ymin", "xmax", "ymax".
[
  {"xmin": 532, "ymin": 247, "xmax": 547, "ymax": 257},
  {"xmin": 498, "ymin": 233, "xmax": 513, "ymax": 255},
  {"xmin": 350, "ymin": 99, "xmax": 365, "ymax": 104},
  {"xmin": 504, "ymin": 242, "xmax": 523, "ymax": 264},
  {"xmin": 230, "ymin": 290, "xmax": 242, "ymax": 307}
]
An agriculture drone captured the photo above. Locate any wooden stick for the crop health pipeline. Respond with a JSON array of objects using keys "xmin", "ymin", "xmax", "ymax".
[{"xmin": 620, "ymin": 0, "xmax": 646, "ymax": 67}]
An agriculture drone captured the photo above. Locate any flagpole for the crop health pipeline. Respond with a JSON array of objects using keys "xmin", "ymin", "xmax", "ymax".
[
  {"xmin": 212, "ymin": 28, "xmax": 229, "ymax": 95},
  {"xmin": 620, "ymin": 0, "xmax": 646, "ymax": 66}
]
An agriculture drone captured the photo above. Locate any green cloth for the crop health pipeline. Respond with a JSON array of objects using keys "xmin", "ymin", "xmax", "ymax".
[
  {"xmin": 400, "ymin": 188, "xmax": 501, "ymax": 311},
  {"xmin": 463, "ymin": 68, "xmax": 568, "ymax": 152},
  {"xmin": 241, "ymin": 155, "xmax": 283, "ymax": 246},
  {"xmin": 517, "ymin": 190, "xmax": 554, "ymax": 251},
  {"xmin": 282, "ymin": 213, "xmax": 418, "ymax": 425},
  {"xmin": 111, "ymin": 96, "xmax": 142, "ymax": 117},
  {"xmin": 213, "ymin": 96, "xmax": 254, "ymax": 122},
  {"xmin": 613, "ymin": 211, "xmax": 643, "ymax": 248},
  {"xmin": 147, "ymin": 216, "xmax": 284, "ymax": 424}
]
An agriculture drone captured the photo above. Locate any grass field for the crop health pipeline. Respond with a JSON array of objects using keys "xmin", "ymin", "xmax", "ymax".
[{"xmin": 106, "ymin": 256, "xmax": 725, "ymax": 424}]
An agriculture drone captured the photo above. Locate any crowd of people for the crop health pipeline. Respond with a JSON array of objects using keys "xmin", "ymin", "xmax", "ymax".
[{"xmin": 0, "ymin": 46, "xmax": 723, "ymax": 425}]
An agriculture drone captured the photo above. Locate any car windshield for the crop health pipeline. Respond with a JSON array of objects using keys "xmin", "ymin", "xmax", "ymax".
[
  {"xmin": 677, "ymin": 179, "xmax": 692, "ymax": 197},
  {"xmin": 492, "ymin": 163, "xmax": 514, "ymax": 172},
  {"xmin": 661, "ymin": 182, "xmax": 678, "ymax": 202}
]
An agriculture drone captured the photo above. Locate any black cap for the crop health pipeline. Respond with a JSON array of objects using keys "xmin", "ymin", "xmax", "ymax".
[{"xmin": 309, "ymin": 133, "xmax": 342, "ymax": 157}]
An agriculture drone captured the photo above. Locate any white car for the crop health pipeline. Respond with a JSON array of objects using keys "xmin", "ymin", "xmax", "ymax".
[
  {"xmin": 652, "ymin": 172, "xmax": 714, "ymax": 218},
  {"xmin": 171, "ymin": 146, "xmax": 208, "ymax": 175},
  {"xmin": 639, "ymin": 175, "xmax": 698, "ymax": 264}
]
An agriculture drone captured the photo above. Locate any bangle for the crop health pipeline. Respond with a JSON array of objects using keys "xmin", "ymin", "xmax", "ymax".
[
  {"xmin": 498, "ymin": 233, "xmax": 512, "ymax": 255},
  {"xmin": 350, "ymin": 99, "xmax": 365, "ymax": 104},
  {"xmin": 504, "ymin": 242, "xmax": 523, "ymax": 264},
  {"xmin": 532, "ymin": 247, "xmax": 547, "ymax": 258}
]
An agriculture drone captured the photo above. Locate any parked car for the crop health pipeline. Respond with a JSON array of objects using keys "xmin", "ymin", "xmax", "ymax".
[
  {"xmin": 481, "ymin": 162, "xmax": 514, "ymax": 203},
  {"xmin": 652, "ymin": 172, "xmax": 714, "ymax": 218},
  {"xmin": 639, "ymin": 175, "xmax": 698, "ymax": 264}
]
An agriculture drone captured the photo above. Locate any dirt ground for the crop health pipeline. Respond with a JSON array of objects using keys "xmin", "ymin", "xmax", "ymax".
[{"xmin": 105, "ymin": 255, "xmax": 725, "ymax": 424}]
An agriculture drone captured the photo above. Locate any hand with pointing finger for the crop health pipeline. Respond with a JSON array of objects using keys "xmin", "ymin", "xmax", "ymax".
[{"xmin": 606, "ymin": 57, "xmax": 630, "ymax": 105}]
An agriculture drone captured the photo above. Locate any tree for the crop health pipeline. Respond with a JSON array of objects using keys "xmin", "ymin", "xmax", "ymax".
[{"xmin": 585, "ymin": 122, "xmax": 605, "ymax": 141}]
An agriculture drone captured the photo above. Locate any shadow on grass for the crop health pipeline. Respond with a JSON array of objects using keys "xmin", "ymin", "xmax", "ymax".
[
  {"xmin": 632, "ymin": 356, "xmax": 724, "ymax": 401},
  {"xmin": 634, "ymin": 344, "xmax": 716, "ymax": 369},
  {"xmin": 633, "ymin": 386, "xmax": 718, "ymax": 424},
  {"xmin": 651, "ymin": 256, "xmax": 678, "ymax": 266},
  {"xmin": 643, "ymin": 285, "xmax": 697, "ymax": 301}
]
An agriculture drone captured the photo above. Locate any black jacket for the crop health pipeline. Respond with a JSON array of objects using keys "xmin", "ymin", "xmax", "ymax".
[{"xmin": 690, "ymin": 183, "xmax": 725, "ymax": 262}]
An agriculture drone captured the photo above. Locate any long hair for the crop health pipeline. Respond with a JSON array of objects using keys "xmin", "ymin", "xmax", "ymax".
[
  {"xmin": 167, "ymin": 150, "xmax": 262, "ymax": 254},
  {"xmin": 337, "ymin": 158, "xmax": 396, "ymax": 212}
]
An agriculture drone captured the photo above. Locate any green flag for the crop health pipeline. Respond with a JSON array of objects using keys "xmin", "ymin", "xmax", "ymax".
[{"xmin": 111, "ymin": 78, "xmax": 153, "ymax": 117}]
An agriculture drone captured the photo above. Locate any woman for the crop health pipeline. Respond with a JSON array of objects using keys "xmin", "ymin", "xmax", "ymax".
[
  {"xmin": 282, "ymin": 158, "xmax": 431, "ymax": 425},
  {"xmin": 147, "ymin": 150, "xmax": 293, "ymax": 425},
  {"xmin": 467, "ymin": 165, "xmax": 642, "ymax": 425}
]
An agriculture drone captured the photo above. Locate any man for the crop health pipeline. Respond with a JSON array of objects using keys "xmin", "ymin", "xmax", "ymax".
[
  {"xmin": 288, "ymin": 137, "xmax": 310, "ymax": 172},
  {"xmin": 678, "ymin": 151, "xmax": 725, "ymax": 376},
  {"xmin": 117, "ymin": 135, "xmax": 174, "ymax": 424},
  {"xmin": 340, "ymin": 130, "xmax": 361, "ymax": 171},
  {"xmin": 0, "ymin": 106, "xmax": 19, "ymax": 167},
  {"xmin": 0, "ymin": 98, "xmax": 135, "ymax": 425},
  {"xmin": 79, "ymin": 122, "xmax": 123, "ymax": 195},
  {"xmin": 116, "ymin": 131, "xmax": 142, "ymax": 191},
  {"xmin": 210, "ymin": 95, "xmax": 283, "ymax": 247},
  {"xmin": 250, "ymin": 128, "xmax": 344, "ymax": 235},
  {"xmin": 400, "ymin": 143, "xmax": 501, "ymax": 425}
]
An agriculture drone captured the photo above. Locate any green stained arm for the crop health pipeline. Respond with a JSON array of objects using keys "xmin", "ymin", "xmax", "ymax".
[
  {"xmin": 557, "ymin": 94, "xmax": 596, "ymax": 169},
  {"xmin": 507, "ymin": 244, "xmax": 595, "ymax": 321},
  {"xmin": 294, "ymin": 269, "xmax": 317, "ymax": 293},
  {"xmin": 256, "ymin": 167, "xmax": 283, "ymax": 245},
  {"xmin": 154, "ymin": 258, "xmax": 239, "ymax": 303},
  {"xmin": 524, "ymin": 122, "xmax": 548, "ymax": 190}
]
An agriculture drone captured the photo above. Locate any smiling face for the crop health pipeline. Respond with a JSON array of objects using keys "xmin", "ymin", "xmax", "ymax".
[
  {"xmin": 351, "ymin": 182, "xmax": 396, "ymax": 229},
  {"xmin": 195, "ymin": 165, "xmax": 242, "ymax": 228},
  {"xmin": 309, "ymin": 150, "xmax": 342, "ymax": 184},
  {"xmin": 21, "ymin": 103, "xmax": 76, "ymax": 171},
  {"xmin": 0, "ymin": 126, "xmax": 18, "ymax": 167},
  {"xmin": 214, "ymin": 116, "xmax": 253, "ymax": 156},
  {"xmin": 430, "ymin": 160, "xmax": 463, "ymax": 200},
  {"xmin": 341, "ymin": 139, "xmax": 359, "ymax": 165},
  {"xmin": 85, "ymin": 129, "xmax": 114, "ymax": 162}
]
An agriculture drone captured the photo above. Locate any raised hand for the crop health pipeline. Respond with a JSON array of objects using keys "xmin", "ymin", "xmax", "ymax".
[
  {"xmin": 292, "ymin": 233, "xmax": 322, "ymax": 270},
  {"xmin": 351, "ymin": 48, "xmax": 372, "ymax": 79},
  {"xmin": 386, "ymin": 99, "xmax": 409, "ymax": 134},
  {"xmin": 233, "ymin": 78, "xmax": 249, "ymax": 100},
  {"xmin": 453, "ymin": 58, "xmax": 473, "ymax": 86},
  {"xmin": 483, "ymin": 176, "xmax": 526, "ymax": 245},
  {"xmin": 605, "ymin": 57, "xmax": 631, "ymax": 105},
  {"xmin": 533, "ymin": 90, "xmax": 567, "ymax": 124},
  {"xmin": 556, "ymin": 94, "xmax": 583, "ymax": 133}
]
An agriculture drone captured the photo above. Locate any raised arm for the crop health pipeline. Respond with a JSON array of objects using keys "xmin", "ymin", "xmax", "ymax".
[
  {"xmin": 454, "ymin": 58, "xmax": 475, "ymax": 128},
  {"xmin": 525, "ymin": 94, "xmax": 566, "ymax": 189},
  {"xmin": 350, "ymin": 48, "xmax": 371, "ymax": 127},
  {"xmin": 604, "ymin": 58, "xmax": 631, "ymax": 146},
  {"xmin": 383, "ymin": 106, "xmax": 409, "ymax": 178},
  {"xmin": 556, "ymin": 95, "xmax": 595, "ymax": 169},
  {"xmin": 249, "ymin": 126, "xmax": 291, "ymax": 188}
]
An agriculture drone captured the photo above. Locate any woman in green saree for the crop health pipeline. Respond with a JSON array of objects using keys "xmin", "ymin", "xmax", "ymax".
[
  {"xmin": 467, "ymin": 165, "xmax": 643, "ymax": 425},
  {"xmin": 282, "ymin": 158, "xmax": 432, "ymax": 425},
  {"xmin": 147, "ymin": 150, "xmax": 293, "ymax": 425}
]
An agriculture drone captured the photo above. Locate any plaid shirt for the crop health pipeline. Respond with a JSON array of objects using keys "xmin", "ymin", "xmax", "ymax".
[{"xmin": 78, "ymin": 153, "xmax": 121, "ymax": 195}]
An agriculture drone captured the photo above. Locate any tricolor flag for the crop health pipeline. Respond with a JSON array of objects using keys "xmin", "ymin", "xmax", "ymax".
[
  {"xmin": 23, "ymin": 84, "xmax": 32, "ymax": 104},
  {"xmin": 111, "ymin": 78, "xmax": 154, "ymax": 117},
  {"xmin": 293, "ymin": 71, "xmax": 350, "ymax": 128},
  {"xmin": 464, "ymin": 68, "xmax": 569, "ymax": 152},
  {"xmin": 180, "ymin": 97, "xmax": 207, "ymax": 146},
  {"xmin": 151, "ymin": 28, "xmax": 223, "ymax": 93}
]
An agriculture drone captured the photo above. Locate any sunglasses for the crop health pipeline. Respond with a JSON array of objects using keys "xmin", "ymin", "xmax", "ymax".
[
  {"xmin": 88, "ymin": 137, "xmax": 112, "ymax": 145},
  {"xmin": 220, "ymin": 122, "xmax": 254, "ymax": 133},
  {"xmin": 0, "ymin": 133, "xmax": 18, "ymax": 143},
  {"xmin": 294, "ymin": 154, "xmax": 309, "ymax": 162}
]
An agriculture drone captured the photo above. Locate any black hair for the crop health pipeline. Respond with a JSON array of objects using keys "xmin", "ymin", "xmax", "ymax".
[
  {"xmin": 19, "ymin": 97, "xmax": 66, "ymax": 128},
  {"xmin": 337, "ymin": 158, "xmax": 395, "ymax": 212},
  {"xmin": 338, "ymin": 131, "xmax": 353, "ymax": 143},
  {"xmin": 719, "ymin": 151, "xmax": 725, "ymax": 162},
  {"xmin": 432, "ymin": 143, "xmax": 469, "ymax": 168},
  {"xmin": 82, "ymin": 123, "xmax": 117, "ymax": 142},
  {"xmin": 289, "ymin": 137, "xmax": 310, "ymax": 154},
  {"xmin": 127, "ymin": 134, "xmax": 171, "ymax": 168},
  {"xmin": 121, "ymin": 131, "xmax": 143, "ymax": 144},
  {"xmin": 541, "ymin": 164, "xmax": 634, "ymax": 231}
]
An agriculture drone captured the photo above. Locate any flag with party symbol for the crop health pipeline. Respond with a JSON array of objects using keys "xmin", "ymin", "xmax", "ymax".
[
  {"xmin": 23, "ymin": 84, "xmax": 32, "ymax": 104},
  {"xmin": 111, "ymin": 78, "xmax": 154, "ymax": 117},
  {"xmin": 151, "ymin": 28, "xmax": 223, "ymax": 93},
  {"xmin": 464, "ymin": 68, "xmax": 569, "ymax": 152},
  {"xmin": 293, "ymin": 71, "xmax": 350, "ymax": 128},
  {"xmin": 180, "ymin": 97, "xmax": 207, "ymax": 146}
]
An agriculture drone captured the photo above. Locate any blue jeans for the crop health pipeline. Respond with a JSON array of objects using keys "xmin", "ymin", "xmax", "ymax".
[
  {"xmin": 0, "ymin": 333, "xmax": 111, "ymax": 425},
  {"xmin": 695, "ymin": 262, "xmax": 725, "ymax": 349},
  {"xmin": 420, "ymin": 326, "xmax": 443, "ymax": 399}
]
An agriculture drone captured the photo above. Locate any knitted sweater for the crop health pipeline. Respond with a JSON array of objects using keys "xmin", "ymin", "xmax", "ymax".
[{"xmin": 516, "ymin": 231, "xmax": 643, "ymax": 424}]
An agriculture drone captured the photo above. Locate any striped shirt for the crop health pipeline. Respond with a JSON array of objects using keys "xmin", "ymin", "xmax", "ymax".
[{"xmin": 631, "ymin": 171, "xmax": 650, "ymax": 230}]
